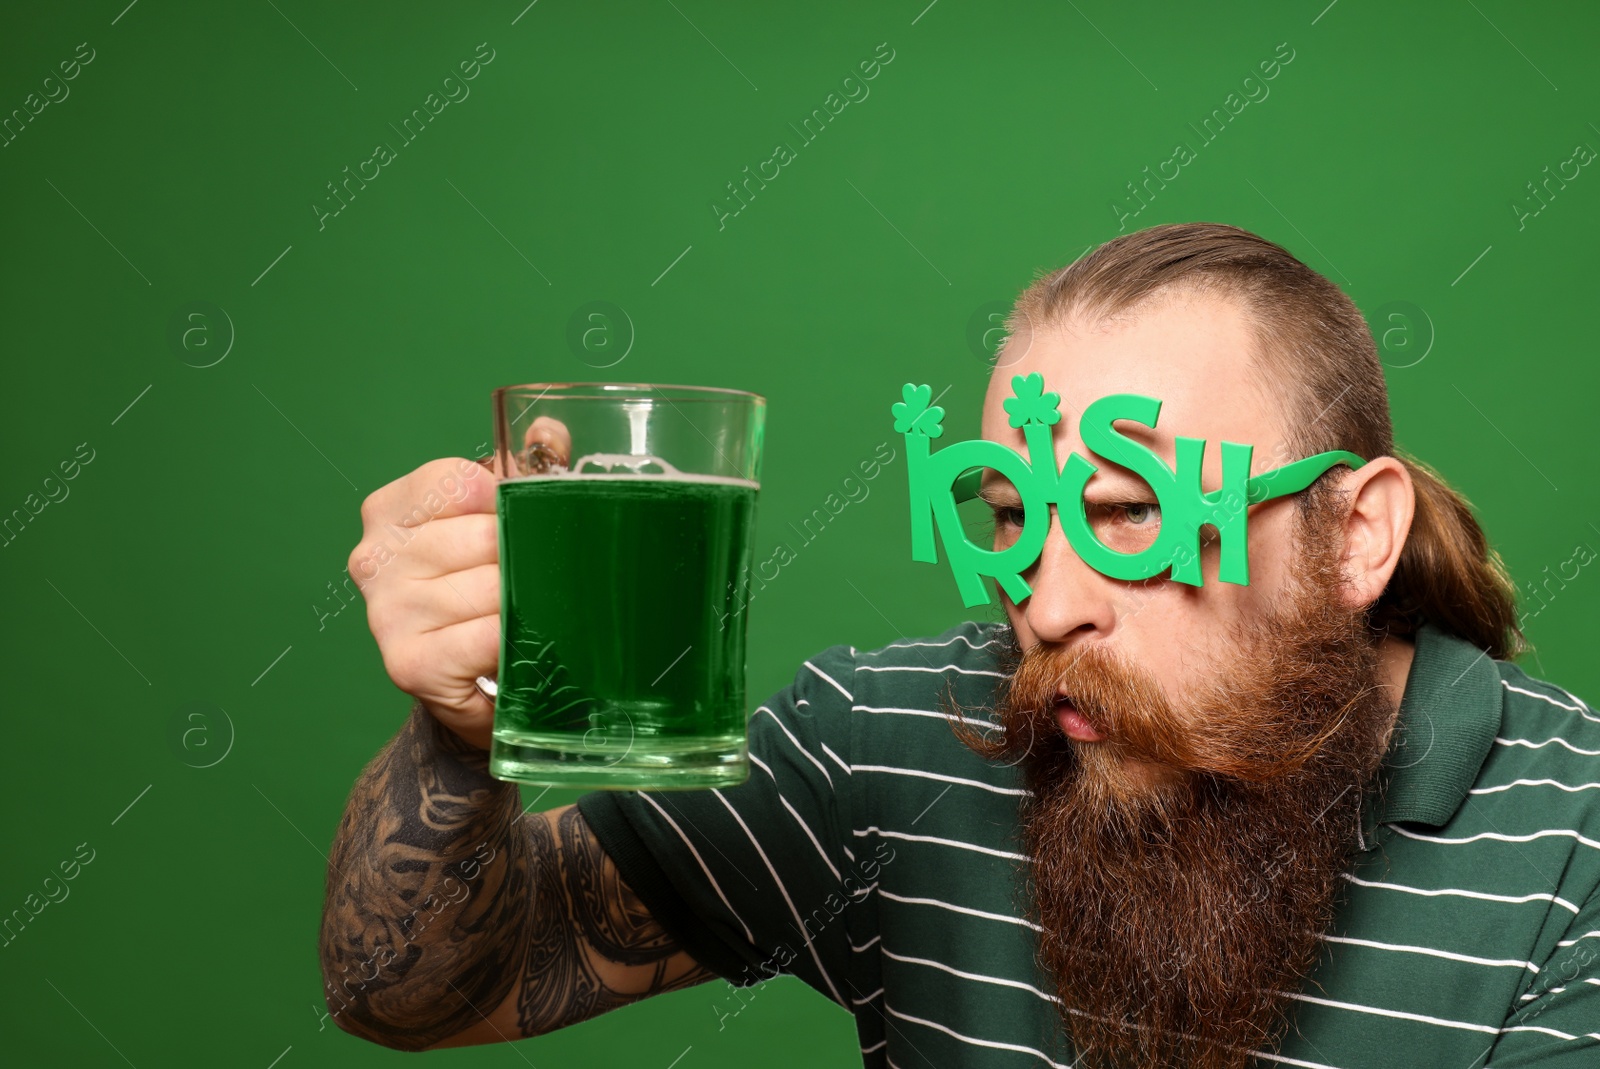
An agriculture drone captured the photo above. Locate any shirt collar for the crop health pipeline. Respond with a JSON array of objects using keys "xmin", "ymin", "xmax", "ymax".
[{"xmin": 1358, "ymin": 623, "xmax": 1505, "ymax": 849}]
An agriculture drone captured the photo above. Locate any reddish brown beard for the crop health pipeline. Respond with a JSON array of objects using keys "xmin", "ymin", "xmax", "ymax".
[{"xmin": 948, "ymin": 507, "xmax": 1400, "ymax": 1069}]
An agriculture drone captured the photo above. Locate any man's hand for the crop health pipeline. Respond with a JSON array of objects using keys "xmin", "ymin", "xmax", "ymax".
[{"xmin": 349, "ymin": 418, "xmax": 572, "ymax": 749}]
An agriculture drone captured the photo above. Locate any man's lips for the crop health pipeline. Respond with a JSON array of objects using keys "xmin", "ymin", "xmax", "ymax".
[{"xmin": 1054, "ymin": 697, "xmax": 1104, "ymax": 742}]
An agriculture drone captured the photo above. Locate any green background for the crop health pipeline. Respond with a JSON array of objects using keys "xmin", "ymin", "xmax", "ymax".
[{"xmin": 2, "ymin": 1, "xmax": 1596, "ymax": 1066}]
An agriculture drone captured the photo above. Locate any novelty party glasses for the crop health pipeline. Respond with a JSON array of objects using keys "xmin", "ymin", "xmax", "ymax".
[{"xmin": 894, "ymin": 373, "xmax": 1364, "ymax": 607}]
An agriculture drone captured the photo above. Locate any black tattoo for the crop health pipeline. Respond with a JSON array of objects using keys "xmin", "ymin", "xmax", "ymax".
[{"xmin": 319, "ymin": 700, "xmax": 716, "ymax": 1051}]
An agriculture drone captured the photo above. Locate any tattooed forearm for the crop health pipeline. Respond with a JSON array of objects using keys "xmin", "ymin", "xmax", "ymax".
[
  {"xmin": 319, "ymin": 701, "xmax": 717, "ymax": 1052},
  {"xmin": 319, "ymin": 700, "xmax": 529, "ymax": 1050},
  {"xmin": 514, "ymin": 807, "xmax": 714, "ymax": 1036}
]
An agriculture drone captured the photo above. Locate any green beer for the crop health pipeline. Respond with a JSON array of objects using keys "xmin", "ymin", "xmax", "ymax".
[{"xmin": 490, "ymin": 472, "xmax": 759, "ymax": 789}]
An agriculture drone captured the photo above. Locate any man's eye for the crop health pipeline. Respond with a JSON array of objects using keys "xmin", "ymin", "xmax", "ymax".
[
  {"xmin": 1121, "ymin": 503, "xmax": 1158, "ymax": 526},
  {"xmin": 990, "ymin": 505, "xmax": 1027, "ymax": 528}
]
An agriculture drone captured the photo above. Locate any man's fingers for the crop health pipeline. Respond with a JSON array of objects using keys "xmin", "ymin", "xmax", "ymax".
[
  {"xmin": 349, "ymin": 512, "xmax": 498, "ymax": 590},
  {"xmin": 369, "ymin": 512, "xmax": 498, "ymax": 580},
  {"xmin": 419, "ymin": 562, "xmax": 502, "ymax": 634},
  {"xmin": 383, "ymin": 614, "xmax": 499, "ymax": 705},
  {"xmin": 384, "ymin": 611, "xmax": 499, "ymax": 750},
  {"xmin": 433, "ymin": 612, "xmax": 501, "ymax": 678},
  {"xmin": 523, "ymin": 416, "xmax": 572, "ymax": 468},
  {"xmin": 362, "ymin": 456, "xmax": 498, "ymax": 530},
  {"xmin": 419, "ymin": 614, "xmax": 502, "ymax": 730}
]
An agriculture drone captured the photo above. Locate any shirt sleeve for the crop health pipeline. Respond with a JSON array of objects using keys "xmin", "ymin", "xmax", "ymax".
[
  {"xmin": 574, "ymin": 641, "xmax": 865, "ymax": 1007},
  {"xmin": 1486, "ymin": 888, "xmax": 1600, "ymax": 1065}
]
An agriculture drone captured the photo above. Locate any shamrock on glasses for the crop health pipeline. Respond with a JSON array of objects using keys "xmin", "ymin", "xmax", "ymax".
[
  {"xmin": 1002, "ymin": 373, "xmax": 1063, "ymax": 428},
  {"xmin": 892, "ymin": 383, "xmax": 946, "ymax": 438}
]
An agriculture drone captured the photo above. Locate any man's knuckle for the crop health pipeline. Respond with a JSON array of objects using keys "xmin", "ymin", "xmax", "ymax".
[
  {"xmin": 359, "ymin": 488, "xmax": 387, "ymax": 527},
  {"xmin": 474, "ymin": 514, "xmax": 500, "ymax": 560},
  {"xmin": 383, "ymin": 643, "xmax": 425, "ymax": 693}
]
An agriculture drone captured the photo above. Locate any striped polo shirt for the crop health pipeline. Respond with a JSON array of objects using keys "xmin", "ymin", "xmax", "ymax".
[{"xmin": 576, "ymin": 621, "xmax": 1600, "ymax": 1067}]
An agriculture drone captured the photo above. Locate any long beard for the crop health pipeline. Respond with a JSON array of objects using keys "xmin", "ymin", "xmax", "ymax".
[{"xmin": 950, "ymin": 510, "xmax": 1399, "ymax": 1069}]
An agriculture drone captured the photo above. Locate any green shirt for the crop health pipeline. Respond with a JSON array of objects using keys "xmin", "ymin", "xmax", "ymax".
[{"xmin": 577, "ymin": 622, "xmax": 1600, "ymax": 1067}]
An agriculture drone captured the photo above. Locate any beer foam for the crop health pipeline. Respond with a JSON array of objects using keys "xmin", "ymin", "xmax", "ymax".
[{"xmin": 502, "ymin": 467, "xmax": 759, "ymax": 490}]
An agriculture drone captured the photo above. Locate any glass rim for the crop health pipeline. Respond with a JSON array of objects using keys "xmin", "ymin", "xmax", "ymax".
[{"xmin": 493, "ymin": 381, "xmax": 765, "ymax": 405}]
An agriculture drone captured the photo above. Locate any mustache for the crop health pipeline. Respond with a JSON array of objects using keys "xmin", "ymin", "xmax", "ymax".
[{"xmin": 1003, "ymin": 639, "xmax": 1359, "ymax": 783}]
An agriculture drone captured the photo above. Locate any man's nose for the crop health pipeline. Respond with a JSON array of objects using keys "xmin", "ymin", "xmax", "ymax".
[{"xmin": 1019, "ymin": 507, "xmax": 1119, "ymax": 642}]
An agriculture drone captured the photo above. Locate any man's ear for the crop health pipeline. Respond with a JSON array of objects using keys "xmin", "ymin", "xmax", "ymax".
[{"xmin": 1336, "ymin": 457, "xmax": 1414, "ymax": 609}]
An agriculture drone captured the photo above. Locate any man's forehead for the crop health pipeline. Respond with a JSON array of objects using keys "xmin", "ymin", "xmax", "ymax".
[{"xmin": 979, "ymin": 297, "xmax": 1286, "ymax": 466}]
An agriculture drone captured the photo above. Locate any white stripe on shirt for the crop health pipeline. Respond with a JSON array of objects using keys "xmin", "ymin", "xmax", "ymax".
[
  {"xmin": 853, "ymin": 825, "xmax": 1030, "ymax": 862},
  {"xmin": 635, "ymin": 792, "xmax": 757, "ymax": 946},
  {"xmin": 853, "ymin": 703, "xmax": 1001, "ymax": 731},
  {"xmin": 1556, "ymin": 929, "xmax": 1600, "ymax": 948},
  {"xmin": 877, "ymin": 888, "xmax": 1043, "ymax": 931},
  {"xmin": 883, "ymin": 634, "xmax": 1004, "ymax": 652},
  {"xmin": 1251, "ymin": 1051, "xmax": 1355, "ymax": 1069},
  {"xmin": 711, "ymin": 789, "xmax": 846, "ymax": 1006},
  {"xmin": 1498, "ymin": 1023, "xmax": 1600, "ymax": 1042},
  {"xmin": 805, "ymin": 659, "xmax": 854, "ymax": 702},
  {"xmin": 880, "ymin": 945, "xmax": 1059, "ymax": 1004},
  {"xmin": 1496, "ymin": 735, "xmax": 1600, "ymax": 757},
  {"xmin": 856, "ymin": 663, "xmax": 1009, "ymax": 678},
  {"xmin": 752, "ymin": 706, "xmax": 834, "ymax": 789},
  {"xmin": 1469, "ymin": 778, "xmax": 1600, "ymax": 795},
  {"xmin": 1319, "ymin": 932, "xmax": 1538, "ymax": 971},
  {"xmin": 850, "ymin": 764, "xmax": 1032, "ymax": 797},
  {"xmin": 820, "ymin": 741, "xmax": 851, "ymax": 776},
  {"xmin": 749, "ymin": 751, "xmax": 842, "ymax": 883},
  {"xmin": 1504, "ymin": 680, "xmax": 1600, "ymax": 723},
  {"xmin": 1341, "ymin": 872, "xmax": 1581, "ymax": 914},
  {"xmin": 1282, "ymin": 991, "xmax": 1501, "ymax": 1035},
  {"xmin": 1387, "ymin": 822, "xmax": 1600, "ymax": 856},
  {"xmin": 884, "ymin": 1003, "xmax": 1079, "ymax": 1069}
]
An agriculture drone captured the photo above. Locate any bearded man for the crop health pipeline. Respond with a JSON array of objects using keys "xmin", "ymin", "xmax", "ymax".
[{"xmin": 322, "ymin": 222, "xmax": 1600, "ymax": 1068}]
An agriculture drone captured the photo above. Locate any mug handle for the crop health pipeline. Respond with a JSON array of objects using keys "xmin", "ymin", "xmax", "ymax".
[
  {"xmin": 474, "ymin": 449, "xmax": 502, "ymax": 706},
  {"xmin": 476, "ymin": 427, "xmax": 560, "ymax": 709}
]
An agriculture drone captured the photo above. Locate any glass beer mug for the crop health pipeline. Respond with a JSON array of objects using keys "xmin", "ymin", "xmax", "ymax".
[{"xmin": 479, "ymin": 382, "xmax": 766, "ymax": 790}]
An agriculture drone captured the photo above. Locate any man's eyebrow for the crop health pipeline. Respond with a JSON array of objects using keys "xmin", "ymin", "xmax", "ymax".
[
  {"xmin": 976, "ymin": 465, "xmax": 1154, "ymax": 496},
  {"xmin": 1080, "ymin": 468, "xmax": 1157, "ymax": 499},
  {"xmin": 977, "ymin": 472, "xmax": 1020, "ymax": 504},
  {"xmin": 975, "ymin": 487, "xmax": 1020, "ymax": 508}
]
